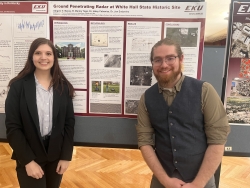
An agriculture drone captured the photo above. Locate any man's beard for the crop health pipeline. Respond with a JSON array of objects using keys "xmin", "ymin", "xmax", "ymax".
[{"xmin": 153, "ymin": 64, "xmax": 182, "ymax": 88}]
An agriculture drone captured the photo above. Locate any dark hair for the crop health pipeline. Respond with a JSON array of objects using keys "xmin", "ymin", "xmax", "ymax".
[
  {"xmin": 150, "ymin": 37, "xmax": 183, "ymax": 62},
  {"xmin": 8, "ymin": 38, "xmax": 75, "ymax": 98}
]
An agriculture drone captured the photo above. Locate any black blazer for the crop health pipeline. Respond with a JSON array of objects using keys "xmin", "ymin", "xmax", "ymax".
[{"xmin": 5, "ymin": 73, "xmax": 75, "ymax": 166}]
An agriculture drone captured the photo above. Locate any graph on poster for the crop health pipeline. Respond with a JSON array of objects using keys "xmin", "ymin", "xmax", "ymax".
[
  {"xmin": 17, "ymin": 20, "xmax": 44, "ymax": 31},
  {"xmin": 0, "ymin": 54, "xmax": 11, "ymax": 64},
  {"xmin": 0, "ymin": 16, "xmax": 12, "ymax": 38},
  {"xmin": 13, "ymin": 15, "xmax": 47, "ymax": 38}
]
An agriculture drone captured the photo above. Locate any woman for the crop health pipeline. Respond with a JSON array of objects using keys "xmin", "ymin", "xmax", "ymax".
[{"xmin": 5, "ymin": 38, "xmax": 75, "ymax": 188}]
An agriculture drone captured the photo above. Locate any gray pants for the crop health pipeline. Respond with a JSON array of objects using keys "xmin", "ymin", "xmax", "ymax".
[{"xmin": 150, "ymin": 170, "xmax": 216, "ymax": 188}]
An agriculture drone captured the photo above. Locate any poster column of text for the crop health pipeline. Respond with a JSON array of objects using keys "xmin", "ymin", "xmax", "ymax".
[
  {"xmin": 164, "ymin": 22, "xmax": 201, "ymax": 78},
  {"xmin": 89, "ymin": 21, "xmax": 124, "ymax": 114},
  {"xmin": 53, "ymin": 20, "xmax": 87, "ymax": 114},
  {"xmin": 124, "ymin": 21, "xmax": 161, "ymax": 115}
]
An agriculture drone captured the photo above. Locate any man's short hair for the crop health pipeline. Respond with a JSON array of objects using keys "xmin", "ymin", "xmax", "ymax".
[{"xmin": 150, "ymin": 38, "xmax": 183, "ymax": 62}]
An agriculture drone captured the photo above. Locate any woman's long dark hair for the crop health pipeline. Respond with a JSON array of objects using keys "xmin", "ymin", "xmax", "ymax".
[{"xmin": 8, "ymin": 38, "xmax": 75, "ymax": 98}]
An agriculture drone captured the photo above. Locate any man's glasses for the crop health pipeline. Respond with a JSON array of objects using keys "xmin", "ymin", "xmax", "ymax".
[{"xmin": 152, "ymin": 56, "xmax": 178, "ymax": 66}]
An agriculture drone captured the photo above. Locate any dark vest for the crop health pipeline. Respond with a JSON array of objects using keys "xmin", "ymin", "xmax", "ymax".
[{"xmin": 145, "ymin": 76, "xmax": 207, "ymax": 182}]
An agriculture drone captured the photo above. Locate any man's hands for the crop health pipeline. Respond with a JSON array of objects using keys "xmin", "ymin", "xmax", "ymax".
[
  {"xmin": 162, "ymin": 177, "xmax": 186, "ymax": 188},
  {"xmin": 25, "ymin": 160, "xmax": 44, "ymax": 179},
  {"xmin": 181, "ymin": 182, "xmax": 202, "ymax": 188},
  {"xmin": 140, "ymin": 145, "xmax": 186, "ymax": 188},
  {"xmin": 56, "ymin": 160, "xmax": 70, "ymax": 174}
]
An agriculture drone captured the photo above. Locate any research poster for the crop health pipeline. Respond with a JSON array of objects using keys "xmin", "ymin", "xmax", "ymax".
[
  {"xmin": 49, "ymin": 1, "xmax": 206, "ymax": 117},
  {"xmin": 224, "ymin": 2, "xmax": 250, "ymax": 125},
  {"xmin": 0, "ymin": 1, "xmax": 206, "ymax": 117}
]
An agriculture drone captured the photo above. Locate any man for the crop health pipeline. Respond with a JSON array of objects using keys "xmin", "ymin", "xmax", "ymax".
[{"xmin": 136, "ymin": 38, "xmax": 230, "ymax": 188}]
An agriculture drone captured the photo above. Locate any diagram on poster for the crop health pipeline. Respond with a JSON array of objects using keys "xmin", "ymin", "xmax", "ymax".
[
  {"xmin": 0, "ymin": 87, "xmax": 7, "ymax": 98},
  {"xmin": 0, "ymin": 54, "xmax": 11, "ymax": 64},
  {"xmin": 90, "ymin": 33, "xmax": 108, "ymax": 47},
  {"xmin": 0, "ymin": 16, "xmax": 12, "ymax": 38},
  {"xmin": 131, "ymin": 38, "xmax": 155, "ymax": 51},
  {"xmin": 230, "ymin": 22, "xmax": 250, "ymax": 58}
]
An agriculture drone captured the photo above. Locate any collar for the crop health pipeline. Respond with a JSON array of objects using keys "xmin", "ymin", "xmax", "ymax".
[
  {"xmin": 158, "ymin": 74, "xmax": 185, "ymax": 93},
  {"xmin": 34, "ymin": 73, "xmax": 53, "ymax": 92}
]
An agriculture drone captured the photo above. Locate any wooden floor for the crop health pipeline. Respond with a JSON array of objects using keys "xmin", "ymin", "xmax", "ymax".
[{"xmin": 0, "ymin": 142, "xmax": 249, "ymax": 188}]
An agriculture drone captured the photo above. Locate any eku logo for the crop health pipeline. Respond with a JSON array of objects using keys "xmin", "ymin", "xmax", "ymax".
[
  {"xmin": 237, "ymin": 5, "xmax": 250, "ymax": 14},
  {"xmin": 184, "ymin": 5, "xmax": 203, "ymax": 12},
  {"xmin": 32, "ymin": 4, "xmax": 47, "ymax": 12}
]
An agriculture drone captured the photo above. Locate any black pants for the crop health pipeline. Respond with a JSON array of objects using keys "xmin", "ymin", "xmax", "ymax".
[{"xmin": 16, "ymin": 136, "xmax": 62, "ymax": 188}]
